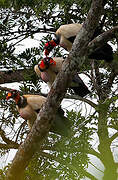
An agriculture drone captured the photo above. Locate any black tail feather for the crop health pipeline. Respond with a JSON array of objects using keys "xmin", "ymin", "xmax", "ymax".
[
  {"xmin": 89, "ymin": 26, "xmax": 113, "ymax": 62},
  {"xmin": 89, "ymin": 43, "xmax": 113, "ymax": 62},
  {"xmin": 70, "ymin": 74, "xmax": 90, "ymax": 97}
]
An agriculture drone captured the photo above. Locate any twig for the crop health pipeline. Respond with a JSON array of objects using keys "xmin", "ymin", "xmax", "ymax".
[
  {"xmin": 65, "ymin": 94, "xmax": 97, "ymax": 109},
  {"xmin": 109, "ymin": 132, "xmax": 118, "ymax": 144}
]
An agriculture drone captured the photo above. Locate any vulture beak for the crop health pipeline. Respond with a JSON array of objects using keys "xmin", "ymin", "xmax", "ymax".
[{"xmin": 6, "ymin": 92, "xmax": 12, "ymax": 100}]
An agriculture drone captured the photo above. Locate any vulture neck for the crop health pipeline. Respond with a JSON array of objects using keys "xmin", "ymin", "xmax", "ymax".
[{"xmin": 15, "ymin": 95, "xmax": 27, "ymax": 108}]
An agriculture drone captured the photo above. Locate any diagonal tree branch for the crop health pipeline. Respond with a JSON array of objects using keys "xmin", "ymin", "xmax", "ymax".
[
  {"xmin": 65, "ymin": 94, "xmax": 97, "ymax": 109},
  {"xmin": 87, "ymin": 148, "xmax": 102, "ymax": 161},
  {"xmin": 0, "ymin": 86, "xmax": 13, "ymax": 92},
  {"xmin": 0, "ymin": 69, "xmax": 33, "ymax": 84},
  {"xmin": 0, "ymin": 127, "xmax": 19, "ymax": 148},
  {"xmin": 88, "ymin": 25, "xmax": 118, "ymax": 54},
  {"xmin": 83, "ymin": 170, "xmax": 98, "ymax": 180},
  {"xmin": 0, "ymin": 143, "xmax": 19, "ymax": 150},
  {"xmin": 6, "ymin": 1, "xmax": 106, "ymax": 179},
  {"xmin": 109, "ymin": 132, "xmax": 118, "ymax": 145},
  {"xmin": 1, "ymin": 27, "xmax": 56, "ymax": 37},
  {"xmin": 101, "ymin": 71, "xmax": 117, "ymax": 99},
  {"xmin": 104, "ymin": 70, "xmax": 117, "ymax": 92}
]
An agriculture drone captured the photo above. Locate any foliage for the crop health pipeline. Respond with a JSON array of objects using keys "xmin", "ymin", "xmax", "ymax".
[
  {"xmin": 23, "ymin": 113, "xmax": 92, "ymax": 179},
  {"xmin": 0, "ymin": 111, "xmax": 93, "ymax": 180},
  {"xmin": 0, "ymin": 0, "xmax": 118, "ymax": 179}
]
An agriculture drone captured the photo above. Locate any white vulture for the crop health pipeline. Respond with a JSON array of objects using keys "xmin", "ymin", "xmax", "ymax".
[
  {"xmin": 6, "ymin": 90, "xmax": 70, "ymax": 136},
  {"xmin": 44, "ymin": 23, "xmax": 113, "ymax": 62},
  {"xmin": 34, "ymin": 57, "xmax": 90, "ymax": 97}
]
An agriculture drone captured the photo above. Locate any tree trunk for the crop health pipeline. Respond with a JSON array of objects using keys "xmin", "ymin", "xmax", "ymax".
[
  {"xmin": 6, "ymin": 0, "xmax": 105, "ymax": 179},
  {"xmin": 98, "ymin": 103, "xmax": 117, "ymax": 180}
]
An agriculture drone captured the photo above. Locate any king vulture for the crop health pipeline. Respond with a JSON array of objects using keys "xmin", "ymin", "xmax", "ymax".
[
  {"xmin": 44, "ymin": 23, "xmax": 113, "ymax": 62},
  {"xmin": 6, "ymin": 90, "xmax": 70, "ymax": 136},
  {"xmin": 34, "ymin": 57, "xmax": 90, "ymax": 97}
]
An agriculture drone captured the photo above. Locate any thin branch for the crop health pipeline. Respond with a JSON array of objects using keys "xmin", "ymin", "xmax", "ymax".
[
  {"xmin": 104, "ymin": 70, "xmax": 117, "ymax": 93},
  {"xmin": 0, "ymin": 69, "xmax": 32, "ymax": 84},
  {"xmin": 88, "ymin": 26, "xmax": 118, "ymax": 53},
  {"xmin": 15, "ymin": 121, "xmax": 27, "ymax": 143},
  {"xmin": 87, "ymin": 148, "xmax": 101, "ymax": 160},
  {"xmin": 82, "ymin": 72, "xmax": 92, "ymax": 80},
  {"xmin": 108, "ymin": 125, "xmax": 118, "ymax": 131},
  {"xmin": 0, "ymin": 86, "xmax": 13, "ymax": 92},
  {"xmin": 0, "ymin": 127, "xmax": 19, "ymax": 148},
  {"xmin": 109, "ymin": 132, "xmax": 118, "ymax": 144},
  {"xmin": 4, "ymin": 32, "xmax": 28, "ymax": 43},
  {"xmin": 0, "ymin": 143, "xmax": 19, "ymax": 150},
  {"xmin": 94, "ymin": 61, "xmax": 102, "ymax": 100},
  {"xmin": 1, "ymin": 27, "xmax": 55, "ymax": 38},
  {"xmin": 89, "ymin": 161, "xmax": 104, "ymax": 173},
  {"xmin": 90, "ymin": 60, "xmax": 99, "ymax": 93},
  {"xmin": 83, "ymin": 170, "xmax": 98, "ymax": 180},
  {"xmin": 65, "ymin": 94, "xmax": 97, "ymax": 109}
]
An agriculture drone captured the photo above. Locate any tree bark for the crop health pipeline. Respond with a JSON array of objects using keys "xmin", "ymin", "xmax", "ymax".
[
  {"xmin": 0, "ymin": 68, "xmax": 33, "ymax": 84},
  {"xmin": 6, "ymin": 1, "xmax": 106, "ymax": 179}
]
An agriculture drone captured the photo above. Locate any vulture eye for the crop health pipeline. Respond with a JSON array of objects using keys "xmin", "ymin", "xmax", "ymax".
[
  {"xmin": 6, "ymin": 92, "xmax": 12, "ymax": 100},
  {"xmin": 43, "ymin": 57, "xmax": 56, "ymax": 66},
  {"xmin": 6, "ymin": 90, "xmax": 18, "ymax": 100},
  {"xmin": 49, "ymin": 58, "xmax": 56, "ymax": 66}
]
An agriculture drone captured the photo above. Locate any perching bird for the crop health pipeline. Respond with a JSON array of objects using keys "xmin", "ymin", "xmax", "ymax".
[
  {"xmin": 44, "ymin": 23, "xmax": 113, "ymax": 62},
  {"xmin": 6, "ymin": 90, "xmax": 70, "ymax": 136},
  {"xmin": 34, "ymin": 57, "xmax": 90, "ymax": 97}
]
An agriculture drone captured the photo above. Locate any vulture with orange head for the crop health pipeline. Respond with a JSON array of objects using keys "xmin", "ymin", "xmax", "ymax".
[
  {"xmin": 6, "ymin": 90, "xmax": 70, "ymax": 136},
  {"xmin": 44, "ymin": 23, "xmax": 113, "ymax": 62},
  {"xmin": 34, "ymin": 57, "xmax": 90, "ymax": 97}
]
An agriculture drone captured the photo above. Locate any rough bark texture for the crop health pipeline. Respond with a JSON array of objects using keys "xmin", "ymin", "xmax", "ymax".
[
  {"xmin": 0, "ymin": 68, "xmax": 33, "ymax": 84},
  {"xmin": 6, "ymin": 1, "xmax": 107, "ymax": 179},
  {"xmin": 88, "ymin": 25, "xmax": 118, "ymax": 53}
]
